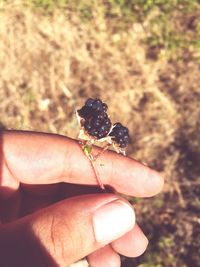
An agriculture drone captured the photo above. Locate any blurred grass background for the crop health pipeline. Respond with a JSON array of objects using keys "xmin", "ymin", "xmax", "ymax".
[{"xmin": 0, "ymin": 0, "xmax": 200, "ymax": 266}]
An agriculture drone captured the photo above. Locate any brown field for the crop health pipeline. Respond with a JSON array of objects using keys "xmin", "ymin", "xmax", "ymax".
[{"xmin": 0, "ymin": 1, "xmax": 200, "ymax": 266}]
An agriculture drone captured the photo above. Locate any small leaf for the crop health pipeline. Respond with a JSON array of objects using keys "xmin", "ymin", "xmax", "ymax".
[{"xmin": 83, "ymin": 144, "xmax": 93, "ymax": 158}]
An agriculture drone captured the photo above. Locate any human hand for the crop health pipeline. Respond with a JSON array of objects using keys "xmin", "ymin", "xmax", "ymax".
[{"xmin": 0, "ymin": 131, "xmax": 164, "ymax": 267}]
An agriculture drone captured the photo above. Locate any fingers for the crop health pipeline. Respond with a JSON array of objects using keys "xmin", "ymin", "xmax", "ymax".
[
  {"xmin": 87, "ymin": 245, "xmax": 121, "ymax": 267},
  {"xmin": 111, "ymin": 224, "xmax": 148, "ymax": 257},
  {"xmin": 0, "ymin": 194, "xmax": 135, "ymax": 267},
  {"xmin": 87, "ymin": 225, "xmax": 148, "ymax": 266},
  {"xmin": 88, "ymin": 224, "xmax": 148, "ymax": 266},
  {"xmin": 1, "ymin": 131, "xmax": 163, "ymax": 197}
]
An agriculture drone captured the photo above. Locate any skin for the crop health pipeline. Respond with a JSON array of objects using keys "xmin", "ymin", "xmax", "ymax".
[{"xmin": 0, "ymin": 131, "xmax": 164, "ymax": 267}]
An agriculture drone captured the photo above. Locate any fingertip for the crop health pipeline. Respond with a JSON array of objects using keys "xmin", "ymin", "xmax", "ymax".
[
  {"xmin": 130, "ymin": 230, "xmax": 148, "ymax": 257},
  {"xmin": 145, "ymin": 170, "xmax": 164, "ymax": 197},
  {"xmin": 87, "ymin": 245, "xmax": 121, "ymax": 267},
  {"xmin": 133, "ymin": 166, "xmax": 164, "ymax": 197},
  {"xmin": 111, "ymin": 224, "xmax": 149, "ymax": 258}
]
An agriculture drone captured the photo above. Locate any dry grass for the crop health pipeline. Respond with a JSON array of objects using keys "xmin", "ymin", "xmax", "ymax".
[{"xmin": 0, "ymin": 1, "xmax": 200, "ymax": 266}]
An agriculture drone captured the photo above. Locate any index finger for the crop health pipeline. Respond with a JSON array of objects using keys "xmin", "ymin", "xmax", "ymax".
[{"xmin": 0, "ymin": 131, "xmax": 164, "ymax": 197}]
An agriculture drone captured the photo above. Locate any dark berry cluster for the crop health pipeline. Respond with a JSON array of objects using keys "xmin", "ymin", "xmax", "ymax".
[
  {"xmin": 78, "ymin": 98, "xmax": 129, "ymax": 148},
  {"xmin": 109, "ymin": 123, "xmax": 129, "ymax": 148},
  {"xmin": 78, "ymin": 98, "xmax": 111, "ymax": 139}
]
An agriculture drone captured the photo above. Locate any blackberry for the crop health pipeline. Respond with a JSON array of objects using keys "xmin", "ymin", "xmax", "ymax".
[
  {"xmin": 78, "ymin": 98, "xmax": 130, "ymax": 148},
  {"xmin": 84, "ymin": 120, "xmax": 92, "ymax": 131},
  {"xmin": 109, "ymin": 122, "xmax": 129, "ymax": 148},
  {"xmin": 85, "ymin": 98, "xmax": 94, "ymax": 107},
  {"xmin": 97, "ymin": 112, "xmax": 108, "ymax": 120},
  {"xmin": 84, "ymin": 115, "xmax": 111, "ymax": 139},
  {"xmin": 78, "ymin": 98, "xmax": 112, "ymax": 139},
  {"xmin": 78, "ymin": 106, "xmax": 93, "ymax": 120},
  {"xmin": 92, "ymin": 99, "xmax": 103, "ymax": 113},
  {"xmin": 78, "ymin": 98, "xmax": 105, "ymax": 119},
  {"xmin": 102, "ymin": 103, "xmax": 108, "ymax": 112}
]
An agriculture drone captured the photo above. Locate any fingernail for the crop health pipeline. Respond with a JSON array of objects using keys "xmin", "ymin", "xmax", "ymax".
[{"xmin": 93, "ymin": 199, "xmax": 135, "ymax": 243}]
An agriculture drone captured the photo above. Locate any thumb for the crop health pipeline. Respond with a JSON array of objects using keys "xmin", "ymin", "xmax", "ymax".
[{"xmin": 0, "ymin": 194, "xmax": 135, "ymax": 267}]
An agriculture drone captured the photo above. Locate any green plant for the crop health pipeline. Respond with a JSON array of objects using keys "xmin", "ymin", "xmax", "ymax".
[{"xmin": 23, "ymin": 0, "xmax": 67, "ymax": 10}]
